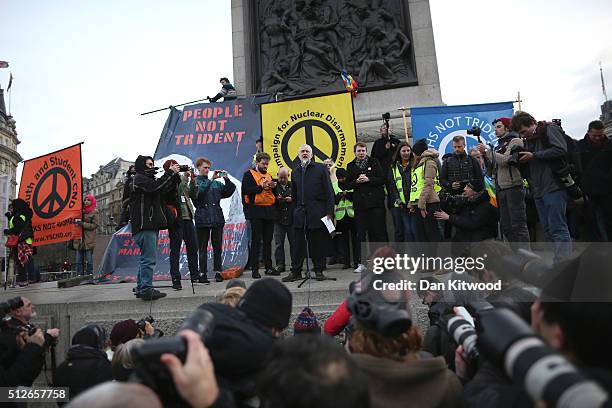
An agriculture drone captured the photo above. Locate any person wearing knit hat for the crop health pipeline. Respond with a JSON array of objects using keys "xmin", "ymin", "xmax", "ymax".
[
  {"xmin": 225, "ymin": 278, "xmax": 247, "ymax": 290},
  {"xmin": 161, "ymin": 158, "xmax": 201, "ymax": 290},
  {"xmin": 293, "ymin": 307, "xmax": 321, "ymax": 335},
  {"xmin": 412, "ymin": 138, "xmax": 429, "ymax": 157},
  {"xmin": 110, "ymin": 319, "xmax": 140, "ymax": 349},
  {"xmin": 237, "ymin": 278, "xmax": 292, "ymax": 335},
  {"xmin": 475, "ymin": 117, "xmax": 531, "ymax": 246}
]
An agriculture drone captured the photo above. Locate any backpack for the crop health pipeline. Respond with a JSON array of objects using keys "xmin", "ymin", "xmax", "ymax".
[{"xmin": 539, "ymin": 123, "xmax": 583, "ymax": 181}]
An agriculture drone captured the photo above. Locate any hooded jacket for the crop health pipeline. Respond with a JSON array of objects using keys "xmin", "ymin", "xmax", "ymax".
[
  {"xmin": 484, "ymin": 132, "xmax": 525, "ymax": 190},
  {"xmin": 412, "ymin": 149, "xmax": 441, "ymax": 210},
  {"xmin": 352, "ymin": 353, "xmax": 462, "ymax": 408},
  {"xmin": 129, "ymin": 155, "xmax": 177, "ymax": 234}
]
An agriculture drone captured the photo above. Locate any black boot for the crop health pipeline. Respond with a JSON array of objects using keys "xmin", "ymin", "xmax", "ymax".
[
  {"xmin": 315, "ymin": 271, "xmax": 326, "ymax": 281},
  {"xmin": 192, "ymin": 273, "xmax": 209, "ymax": 284},
  {"xmin": 282, "ymin": 271, "xmax": 303, "ymax": 282},
  {"xmin": 172, "ymin": 278, "xmax": 182, "ymax": 290},
  {"xmin": 214, "ymin": 272, "xmax": 224, "ymax": 282},
  {"xmin": 252, "ymin": 270, "xmax": 261, "ymax": 279}
]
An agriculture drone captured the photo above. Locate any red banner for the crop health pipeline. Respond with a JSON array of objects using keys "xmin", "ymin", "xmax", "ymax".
[{"xmin": 18, "ymin": 144, "xmax": 83, "ymax": 246}]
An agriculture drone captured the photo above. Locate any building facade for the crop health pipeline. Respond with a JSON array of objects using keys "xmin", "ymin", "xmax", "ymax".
[
  {"xmin": 0, "ymin": 88, "xmax": 23, "ymax": 200},
  {"xmin": 601, "ymin": 100, "xmax": 612, "ymax": 139},
  {"xmin": 85, "ymin": 157, "xmax": 134, "ymax": 234}
]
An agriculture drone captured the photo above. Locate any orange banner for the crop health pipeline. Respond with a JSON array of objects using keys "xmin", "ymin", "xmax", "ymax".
[{"xmin": 18, "ymin": 144, "xmax": 83, "ymax": 246}]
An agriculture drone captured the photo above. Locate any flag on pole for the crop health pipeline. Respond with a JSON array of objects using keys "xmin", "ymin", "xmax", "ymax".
[
  {"xmin": 484, "ymin": 175, "xmax": 497, "ymax": 208},
  {"xmin": 7, "ymin": 73, "xmax": 12, "ymax": 91},
  {"xmin": 341, "ymin": 69, "xmax": 358, "ymax": 97},
  {"xmin": 0, "ymin": 61, "xmax": 8, "ymax": 69}
]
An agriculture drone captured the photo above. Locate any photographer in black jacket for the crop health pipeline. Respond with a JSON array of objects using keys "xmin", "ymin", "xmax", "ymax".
[
  {"xmin": 0, "ymin": 296, "xmax": 59, "ymax": 386},
  {"xmin": 434, "ymin": 180, "xmax": 498, "ymax": 244},
  {"xmin": 130, "ymin": 155, "xmax": 179, "ymax": 300}
]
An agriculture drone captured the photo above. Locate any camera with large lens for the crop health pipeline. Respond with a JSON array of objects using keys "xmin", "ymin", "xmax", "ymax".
[
  {"xmin": 178, "ymin": 164, "xmax": 190, "ymax": 172},
  {"xmin": 347, "ymin": 279, "xmax": 412, "ymax": 338},
  {"xmin": 469, "ymin": 302, "xmax": 609, "ymax": 407},
  {"xmin": 382, "ymin": 112, "xmax": 391, "ymax": 121},
  {"xmin": 467, "ymin": 126, "xmax": 481, "ymax": 137},
  {"xmin": 133, "ymin": 309, "xmax": 215, "ymax": 407}
]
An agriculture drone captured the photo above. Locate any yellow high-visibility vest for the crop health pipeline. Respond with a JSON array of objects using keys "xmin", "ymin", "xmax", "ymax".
[
  {"xmin": 409, "ymin": 161, "xmax": 441, "ymax": 202},
  {"xmin": 332, "ymin": 181, "xmax": 354, "ymax": 220}
]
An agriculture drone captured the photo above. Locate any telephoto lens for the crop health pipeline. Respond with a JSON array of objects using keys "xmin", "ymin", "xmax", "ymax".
[
  {"xmin": 133, "ymin": 309, "xmax": 215, "ymax": 407},
  {"xmin": 447, "ymin": 316, "xmax": 479, "ymax": 360},
  {"xmin": 476, "ymin": 306, "xmax": 609, "ymax": 408}
]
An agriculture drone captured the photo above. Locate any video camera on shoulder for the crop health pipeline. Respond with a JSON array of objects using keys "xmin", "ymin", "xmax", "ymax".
[{"xmin": 133, "ymin": 309, "xmax": 215, "ymax": 407}]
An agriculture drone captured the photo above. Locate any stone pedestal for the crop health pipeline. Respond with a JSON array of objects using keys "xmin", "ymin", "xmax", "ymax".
[{"xmin": 231, "ymin": 0, "xmax": 443, "ymax": 142}]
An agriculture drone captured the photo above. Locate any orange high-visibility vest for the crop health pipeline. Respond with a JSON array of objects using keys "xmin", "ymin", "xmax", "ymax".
[{"xmin": 244, "ymin": 169, "xmax": 276, "ymax": 206}]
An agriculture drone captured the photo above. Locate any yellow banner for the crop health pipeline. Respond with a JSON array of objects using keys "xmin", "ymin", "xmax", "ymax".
[{"xmin": 261, "ymin": 92, "xmax": 357, "ymax": 176}]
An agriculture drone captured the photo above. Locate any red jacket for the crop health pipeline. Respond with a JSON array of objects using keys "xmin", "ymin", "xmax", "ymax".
[{"xmin": 323, "ymin": 298, "xmax": 352, "ymax": 336}]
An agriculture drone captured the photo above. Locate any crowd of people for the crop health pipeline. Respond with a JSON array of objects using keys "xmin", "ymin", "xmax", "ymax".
[{"xmin": 2, "ymin": 236, "xmax": 612, "ymax": 407}]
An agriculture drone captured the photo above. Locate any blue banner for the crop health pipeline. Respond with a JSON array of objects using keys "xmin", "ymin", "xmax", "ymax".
[
  {"xmin": 411, "ymin": 102, "xmax": 514, "ymax": 154},
  {"xmin": 96, "ymin": 99, "xmax": 263, "ymax": 281}
]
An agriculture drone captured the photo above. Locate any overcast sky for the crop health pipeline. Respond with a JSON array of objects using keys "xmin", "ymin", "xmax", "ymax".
[{"xmin": 1, "ymin": 0, "xmax": 611, "ymax": 182}]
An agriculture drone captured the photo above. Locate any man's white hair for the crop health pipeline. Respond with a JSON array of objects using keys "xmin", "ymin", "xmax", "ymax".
[{"xmin": 298, "ymin": 144, "xmax": 313, "ymax": 155}]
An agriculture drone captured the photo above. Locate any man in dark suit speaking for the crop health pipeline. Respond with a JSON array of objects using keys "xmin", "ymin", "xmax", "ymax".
[{"xmin": 282, "ymin": 144, "xmax": 335, "ymax": 282}]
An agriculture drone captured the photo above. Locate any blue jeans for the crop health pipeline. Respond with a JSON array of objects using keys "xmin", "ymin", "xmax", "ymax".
[
  {"xmin": 134, "ymin": 230, "xmax": 158, "ymax": 293},
  {"xmin": 534, "ymin": 190, "xmax": 571, "ymax": 262},
  {"xmin": 76, "ymin": 250, "xmax": 93, "ymax": 275},
  {"xmin": 392, "ymin": 207, "xmax": 418, "ymax": 242}
]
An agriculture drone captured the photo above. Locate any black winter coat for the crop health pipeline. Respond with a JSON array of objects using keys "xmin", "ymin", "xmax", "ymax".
[
  {"xmin": 340, "ymin": 157, "xmax": 386, "ymax": 211},
  {"xmin": 0, "ymin": 332, "xmax": 44, "ymax": 387},
  {"xmin": 440, "ymin": 152, "xmax": 483, "ymax": 194},
  {"xmin": 388, "ymin": 162, "xmax": 411, "ymax": 206},
  {"xmin": 54, "ymin": 345, "xmax": 113, "ymax": 403},
  {"xmin": 291, "ymin": 162, "xmax": 335, "ymax": 230},
  {"xmin": 448, "ymin": 191, "xmax": 498, "ymax": 242},
  {"xmin": 274, "ymin": 182, "xmax": 294, "ymax": 226},
  {"xmin": 190, "ymin": 176, "xmax": 236, "ymax": 228},
  {"xmin": 129, "ymin": 155, "xmax": 178, "ymax": 234},
  {"xmin": 577, "ymin": 136, "xmax": 612, "ymax": 196},
  {"xmin": 371, "ymin": 135, "xmax": 401, "ymax": 173}
]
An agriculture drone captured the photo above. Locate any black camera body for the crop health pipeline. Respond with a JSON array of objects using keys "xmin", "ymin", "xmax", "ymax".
[
  {"xmin": 382, "ymin": 112, "xmax": 391, "ymax": 121},
  {"xmin": 133, "ymin": 309, "xmax": 215, "ymax": 407},
  {"xmin": 178, "ymin": 165, "xmax": 191, "ymax": 172},
  {"xmin": 467, "ymin": 126, "xmax": 481, "ymax": 137},
  {"xmin": 137, "ymin": 315, "xmax": 154, "ymax": 332},
  {"xmin": 440, "ymin": 190, "xmax": 468, "ymax": 213}
]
